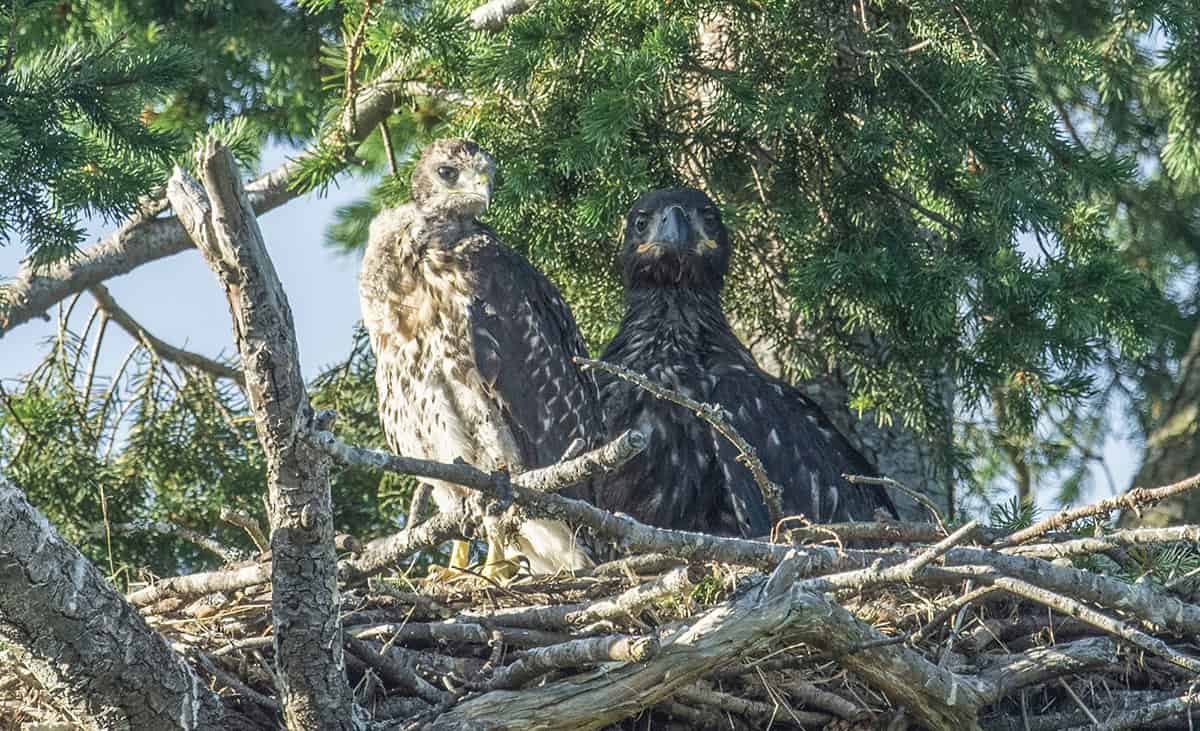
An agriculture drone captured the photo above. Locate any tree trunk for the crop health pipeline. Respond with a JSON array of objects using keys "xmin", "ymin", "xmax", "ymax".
[
  {"xmin": 167, "ymin": 143, "xmax": 359, "ymax": 729},
  {"xmin": 0, "ymin": 477, "xmax": 229, "ymax": 729},
  {"xmin": 1124, "ymin": 325, "xmax": 1200, "ymax": 526}
]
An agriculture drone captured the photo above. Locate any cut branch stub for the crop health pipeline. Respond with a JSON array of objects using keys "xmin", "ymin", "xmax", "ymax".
[{"xmin": 167, "ymin": 141, "xmax": 358, "ymax": 730}]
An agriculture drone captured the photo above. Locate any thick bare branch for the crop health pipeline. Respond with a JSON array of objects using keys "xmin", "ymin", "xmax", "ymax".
[
  {"xmin": 0, "ymin": 477, "xmax": 229, "ymax": 729},
  {"xmin": 517, "ymin": 428, "xmax": 647, "ymax": 492},
  {"xmin": 127, "ymin": 561, "xmax": 270, "ymax": 608},
  {"xmin": 350, "ymin": 622, "xmax": 570, "ymax": 649},
  {"xmin": 1005, "ymin": 524, "xmax": 1200, "ymax": 559},
  {"xmin": 167, "ymin": 142, "xmax": 357, "ymax": 729},
  {"xmin": 977, "ymin": 637, "xmax": 1118, "ymax": 703}
]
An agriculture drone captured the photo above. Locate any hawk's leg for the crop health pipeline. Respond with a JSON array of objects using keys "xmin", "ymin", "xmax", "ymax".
[
  {"xmin": 480, "ymin": 517, "xmax": 520, "ymax": 582},
  {"xmin": 449, "ymin": 539, "xmax": 471, "ymax": 571}
]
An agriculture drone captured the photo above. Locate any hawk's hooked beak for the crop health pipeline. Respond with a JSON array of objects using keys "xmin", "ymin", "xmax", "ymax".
[
  {"xmin": 647, "ymin": 205, "xmax": 694, "ymax": 252},
  {"xmin": 460, "ymin": 171, "xmax": 493, "ymax": 213}
]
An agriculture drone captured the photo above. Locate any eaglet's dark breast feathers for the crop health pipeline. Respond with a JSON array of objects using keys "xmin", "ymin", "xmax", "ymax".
[{"xmin": 598, "ymin": 300, "xmax": 886, "ymax": 538}]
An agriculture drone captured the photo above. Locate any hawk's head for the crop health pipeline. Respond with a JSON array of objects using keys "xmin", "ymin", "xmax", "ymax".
[
  {"xmin": 411, "ymin": 138, "xmax": 496, "ymax": 220},
  {"xmin": 620, "ymin": 188, "xmax": 731, "ymax": 291}
]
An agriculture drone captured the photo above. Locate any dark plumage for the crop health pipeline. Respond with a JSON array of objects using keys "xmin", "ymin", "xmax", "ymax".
[
  {"xmin": 596, "ymin": 188, "xmax": 895, "ymax": 537},
  {"xmin": 359, "ymin": 139, "xmax": 602, "ymax": 574}
]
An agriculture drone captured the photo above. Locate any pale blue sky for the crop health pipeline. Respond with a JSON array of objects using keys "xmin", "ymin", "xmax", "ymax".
[
  {"xmin": 1, "ymin": 144, "xmax": 372, "ymax": 384},
  {"xmin": 0, "ymin": 143, "xmax": 1141, "ymax": 513}
]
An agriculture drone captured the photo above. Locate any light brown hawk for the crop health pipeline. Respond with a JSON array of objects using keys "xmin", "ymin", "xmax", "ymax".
[{"xmin": 359, "ymin": 138, "xmax": 601, "ymax": 576}]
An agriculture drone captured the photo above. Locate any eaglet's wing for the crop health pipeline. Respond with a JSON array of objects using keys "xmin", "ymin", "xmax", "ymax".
[
  {"xmin": 710, "ymin": 366, "xmax": 896, "ymax": 533},
  {"xmin": 459, "ymin": 231, "xmax": 603, "ymax": 496}
]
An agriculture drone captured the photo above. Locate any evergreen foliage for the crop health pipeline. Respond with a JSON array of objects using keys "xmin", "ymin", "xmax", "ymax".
[{"xmin": 0, "ymin": 0, "xmax": 337, "ymax": 264}]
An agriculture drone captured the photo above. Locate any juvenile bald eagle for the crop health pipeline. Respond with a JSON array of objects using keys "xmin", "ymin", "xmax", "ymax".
[
  {"xmin": 596, "ymin": 188, "xmax": 895, "ymax": 537},
  {"xmin": 359, "ymin": 139, "xmax": 601, "ymax": 576}
]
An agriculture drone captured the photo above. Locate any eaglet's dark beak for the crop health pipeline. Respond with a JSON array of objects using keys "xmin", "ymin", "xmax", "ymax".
[{"xmin": 654, "ymin": 205, "xmax": 694, "ymax": 250}]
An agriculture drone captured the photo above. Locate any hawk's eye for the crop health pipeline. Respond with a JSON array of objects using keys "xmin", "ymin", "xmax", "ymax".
[
  {"xmin": 702, "ymin": 208, "xmax": 719, "ymax": 227},
  {"xmin": 436, "ymin": 166, "xmax": 459, "ymax": 184},
  {"xmin": 633, "ymin": 214, "xmax": 649, "ymax": 234}
]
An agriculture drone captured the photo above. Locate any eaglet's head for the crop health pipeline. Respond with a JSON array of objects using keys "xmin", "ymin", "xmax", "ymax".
[
  {"xmin": 621, "ymin": 187, "xmax": 731, "ymax": 292},
  {"xmin": 410, "ymin": 138, "xmax": 496, "ymax": 219}
]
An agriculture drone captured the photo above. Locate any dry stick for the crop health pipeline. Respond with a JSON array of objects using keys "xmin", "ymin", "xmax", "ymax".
[
  {"xmin": 786, "ymin": 520, "xmax": 1000, "ymax": 546},
  {"xmin": 127, "ymin": 562, "xmax": 269, "ymax": 608},
  {"xmin": 675, "ymin": 684, "xmax": 830, "ymax": 727},
  {"xmin": 314, "ymin": 430, "xmax": 876, "ymax": 572},
  {"xmin": 589, "ymin": 553, "xmax": 684, "ymax": 578},
  {"xmin": 517, "ymin": 428, "xmax": 647, "ymax": 492},
  {"xmin": 996, "ymin": 471, "xmax": 1200, "ymax": 547},
  {"xmin": 800, "ymin": 520, "xmax": 979, "ymax": 594},
  {"xmin": 780, "ymin": 679, "xmax": 865, "ymax": 721},
  {"xmin": 100, "ymin": 520, "xmax": 244, "ymax": 563},
  {"xmin": 344, "ymin": 636, "xmax": 450, "ymax": 707},
  {"xmin": 1006, "ymin": 524, "xmax": 1200, "ymax": 559},
  {"xmin": 341, "ymin": 511, "xmax": 463, "ymax": 584},
  {"xmin": 464, "ymin": 566, "xmax": 699, "ymax": 630},
  {"xmin": 89, "ymin": 282, "xmax": 245, "ymax": 386},
  {"xmin": 1058, "ymin": 678, "xmax": 1101, "ymax": 727},
  {"xmin": 943, "ymin": 546, "xmax": 1200, "ymax": 636},
  {"xmin": 940, "ymin": 567, "xmax": 1200, "ymax": 675},
  {"xmin": 845, "ymin": 474, "xmax": 949, "ymax": 533},
  {"xmin": 350, "ymin": 622, "xmax": 569, "ymax": 649},
  {"xmin": 914, "ymin": 584, "xmax": 999, "ymax": 643},
  {"xmin": 577, "ymin": 358, "xmax": 785, "ymax": 532},
  {"xmin": 481, "ymin": 635, "xmax": 660, "ymax": 690},
  {"xmin": 219, "ymin": 507, "xmax": 270, "ymax": 554},
  {"xmin": 315, "ymin": 428, "xmax": 646, "ymax": 498},
  {"xmin": 1061, "ymin": 689, "xmax": 1200, "ymax": 731},
  {"xmin": 191, "ymin": 649, "xmax": 280, "ymax": 712}
]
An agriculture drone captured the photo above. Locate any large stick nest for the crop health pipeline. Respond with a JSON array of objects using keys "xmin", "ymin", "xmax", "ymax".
[{"xmin": 4, "ymin": 505, "xmax": 1200, "ymax": 730}]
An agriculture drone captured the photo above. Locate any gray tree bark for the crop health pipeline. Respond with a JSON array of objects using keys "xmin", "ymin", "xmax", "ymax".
[
  {"xmin": 1123, "ymin": 325, "xmax": 1200, "ymax": 527},
  {"xmin": 0, "ymin": 477, "xmax": 230, "ymax": 730},
  {"xmin": 167, "ymin": 142, "xmax": 359, "ymax": 729}
]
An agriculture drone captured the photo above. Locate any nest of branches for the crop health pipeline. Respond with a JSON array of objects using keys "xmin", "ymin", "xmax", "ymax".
[{"xmin": 4, "ymin": 469, "xmax": 1200, "ymax": 731}]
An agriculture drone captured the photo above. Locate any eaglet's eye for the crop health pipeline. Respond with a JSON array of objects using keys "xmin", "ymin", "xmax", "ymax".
[
  {"xmin": 633, "ymin": 214, "xmax": 649, "ymax": 233},
  {"xmin": 436, "ymin": 166, "xmax": 459, "ymax": 184}
]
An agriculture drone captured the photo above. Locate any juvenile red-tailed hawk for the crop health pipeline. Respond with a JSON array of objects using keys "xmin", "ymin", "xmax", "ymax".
[{"xmin": 359, "ymin": 139, "xmax": 600, "ymax": 577}]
